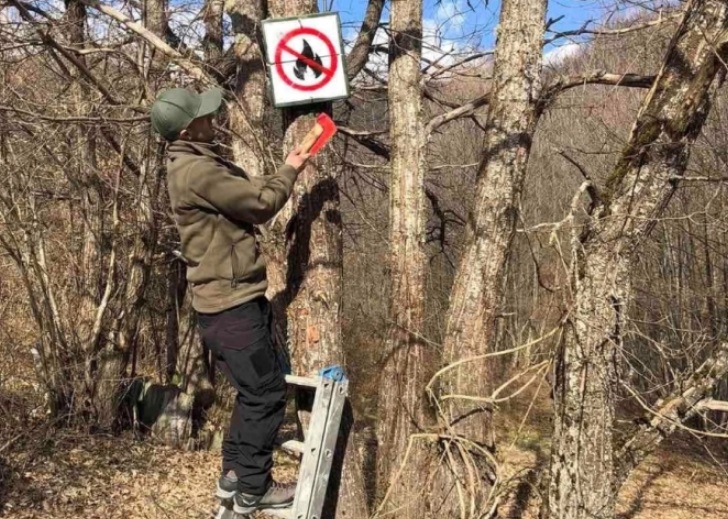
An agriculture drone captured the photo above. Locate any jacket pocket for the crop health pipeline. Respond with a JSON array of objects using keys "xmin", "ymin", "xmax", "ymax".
[{"xmin": 230, "ymin": 235, "xmax": 257, "ymax": 287}]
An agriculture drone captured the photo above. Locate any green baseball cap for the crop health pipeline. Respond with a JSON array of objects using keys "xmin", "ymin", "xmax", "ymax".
[{"xmin": 150, "ymin": 87, "xmax": 223, "ymax": 140}]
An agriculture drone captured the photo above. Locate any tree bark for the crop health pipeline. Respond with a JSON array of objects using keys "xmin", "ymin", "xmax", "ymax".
[
  {"xmin": 267, "ymin": 1, "xmax": 369, "ymax": 517},
  {"xmin": 224, "ymin": 0, "xmax": 267, "ymax": 175},
  {"xmin": 375, "ymin": 1, "xmax": 433, "ymax": 517},
  {"xmin": 432, "ymin": 0, "xmax": 546, "ymax": 514},
  {"xmin": 549, "ymin": 2, "xmax": 728, "ymax": 518},
  {"xmin": 345, "ymin": 0, "xmax": 385, "ymax": 80},
  {"xmin": 144, "ymin": 0, "xmax": 167, "ymax": 38},
  {"xmin": 202, "ymin": 0, "xmax": 224, "ymax": 63},
  {"xmin": 143, "ymin": 0, "xmax": 168, "ymax": 76}
]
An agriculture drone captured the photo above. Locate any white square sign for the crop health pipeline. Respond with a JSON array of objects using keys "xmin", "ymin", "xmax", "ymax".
[{"xmin": 262, "ymin": 12, "xmax": 350, "ymax": 108}]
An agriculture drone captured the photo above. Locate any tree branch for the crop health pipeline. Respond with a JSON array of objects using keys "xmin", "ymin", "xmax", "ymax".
[
  {"xmin": 616, "ymin": 342, "xmax": 728, "ymax": 488},
  {"xmin": 0, "ymin": 105, "xmax": 148, "ymax": 123},
  {"xmin": 346, "ymin": 0, "xmax": 385, "ymax": 80},
  {"xmin": 538, "ymin": 71, "xmax": 656, "ymax": 113},
  {"xmin": 78, "ymin": 0, "xmax": 216, "ymax": 86},
  {"xmin": 671, "ymin": 175, "xmax": 728, "ymax": 182},
  {"xmin": 545, "ymin": 12, "xmax": 682, "ymax": 45},
  {"xmin": 425, "ymin": 51, "xmax": 494, "ymax": 82},
  {"xmin": 9, "ymin": 0, "xmax": 122, "ymax": 105},
  {"xmin": 696, "ymin": 399, "xmax": 728, "ymax": 412},
  {"xmin": 426, "ymin": 91, "xmax": 490, "ymax": 134},
  {"xmin": 547, "ymin": 71, "xmax": 655, "ymax": 94},
  {"xmin": 11, "ymin": 0, "xmax": 55, "ymax": 20},
  {"xmin": 557, "ymin": 150, "xmax": 602, "ymax": 211},
  {"xmin": 338, "ymin": 125, "xmax": 390, "ymax": 159},
  {"xmin": 125, "ymin": 0, "xmax": 187, "ymax": 51}
]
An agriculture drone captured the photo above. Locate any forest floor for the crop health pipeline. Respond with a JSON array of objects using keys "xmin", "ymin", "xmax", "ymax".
[
  {"xmin": 1, "ymin": 364, "xmax": 727, "ymax": 519},
  {"xmin": 1, "ymin": 418, "xmax": 727, "ymax": 518}
]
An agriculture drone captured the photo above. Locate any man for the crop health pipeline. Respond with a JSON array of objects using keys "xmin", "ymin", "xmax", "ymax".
[{"xmin": 150, "ymin": 87, "xmax": 308, "ymax": 514}]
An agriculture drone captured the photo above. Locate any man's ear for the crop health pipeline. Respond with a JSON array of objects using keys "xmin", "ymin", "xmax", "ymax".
[{"xmin": 178, "ymin": 128, "xmax": 189, "ymax": 141}]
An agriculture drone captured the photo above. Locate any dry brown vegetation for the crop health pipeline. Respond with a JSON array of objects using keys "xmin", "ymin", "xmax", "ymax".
[{"xmin": 2, "ymin": 1, "xmax": 728, "ymax": 518}]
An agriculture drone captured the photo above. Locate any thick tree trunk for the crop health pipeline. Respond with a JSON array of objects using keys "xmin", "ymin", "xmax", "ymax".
[
  {"xmin": 267, "ymin": 2, "xmax": 369, "ymax": 517},
  {"xmin": 548, "ymin": 246, "xmax": 627, "ymax": 519},
  {"xmin": 224, "ymin": 0, "xmax": 267, "ymax": 175},
  {"xmin": 549, "ymin": 2, "xmax": 728, "ymax": 518},
  {"xmin": 432, "ymin": 0, "xmax": 546, "ymax": 514},
  {"xmin": 144, "ymin": 0, "xmax": 167, "ymax": 38},
  {"xmin": 375, "ymin": 1, "xmax": 433, "ymax": 518}
]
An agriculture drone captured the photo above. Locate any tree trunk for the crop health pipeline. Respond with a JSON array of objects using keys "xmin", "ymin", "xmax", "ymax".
[
  {"xmin": 548, "ymin": 245, "xmax": 627, "ymax": 519},
  {"xmin": 144, "ymin": 0, "xmax": 167, "ymax": 37},
  {"xmin": 64, "ymin": 0, "xmax": 116, "ymax": 426},
  {"xmin": 203, "ymin": 0, "xmax": 224, "ymax": 63},
  {"xmin": 144, "ymin": 0, "xmax": 168, "ymax": 76},
  {"xmin": 224, "ymin": 0, "xmax": 267, "ymax": 175},
  {"xmin": 432, "ymin": 0, "xmax": 546, "ymax": 514},
  {"xmin": 549, "ymin": 2, "xmax": 728, "ymax": 518},
  {"xmin": 164, "ymin": 257, "xmax": 186, "ymax": 382},
  {"xmin": 267, "ymin": 1, "xmax": 369, "ymax": 517},
  {"xmin": 375, "ymin": 1, "xmax": 433, "ymax": 517},
  {"xmin": 140, "ymin": 0, "xmax": 213, "ymax": 448}
]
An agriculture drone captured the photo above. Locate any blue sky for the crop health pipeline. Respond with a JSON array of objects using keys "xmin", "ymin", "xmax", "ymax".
[
  {"xmin": 326, "ymin": 0, "xmax": 613, "ymax": 53},
  {"xmin": 319, "ymin": 0, "xmax": 670, "ymax": 64},
  {"xmin": 22, "ymin": 0, "xmax": 661, "ymax": 65}
]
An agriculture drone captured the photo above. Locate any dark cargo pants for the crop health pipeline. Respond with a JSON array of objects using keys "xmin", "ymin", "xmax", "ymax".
[{"xmin": 197, "ymin": 297, "xmax": 287, "ymax": 495}]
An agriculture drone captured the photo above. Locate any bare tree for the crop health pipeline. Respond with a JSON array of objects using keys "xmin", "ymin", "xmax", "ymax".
[
  {"xmin": 424, "ymin": 0, "xmax": 547, "ymax": 514},
  {"xmin": 548, "ymin": 1, "xmax": 728, "ymax": 518},
  {"xmin": 265, "ymin": 1, "xmax": 370, "ymax": 516},
  {"xmin": 224, "ymin": 0, "xmax": 267, "ymax": 174},
  {"xmin": 375, "ymin": 0, "xmax": 433, "ymax": 517}
]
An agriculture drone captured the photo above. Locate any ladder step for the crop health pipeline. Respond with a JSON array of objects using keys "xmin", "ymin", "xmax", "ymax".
[
  {"xmin": 284, "ymin": 374, "xmax": 318, "ymax": 388},
  {"xmin": 280, "ymin": 440, "xmax": 305, "ymax": 455},
  {"xmin": 261, "ymin": 507, "xmax": 292, "ymax": 518}
]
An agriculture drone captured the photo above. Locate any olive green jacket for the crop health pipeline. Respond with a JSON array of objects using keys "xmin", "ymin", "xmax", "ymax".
[{"xmin": 166, "ymin": 140, "xmax": 297, "ymax": 313}]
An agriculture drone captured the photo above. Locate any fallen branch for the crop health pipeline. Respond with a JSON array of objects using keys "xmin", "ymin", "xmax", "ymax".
[{"xmin": 616, "ymin": 342, "xmax": 728, "ymax": 487}]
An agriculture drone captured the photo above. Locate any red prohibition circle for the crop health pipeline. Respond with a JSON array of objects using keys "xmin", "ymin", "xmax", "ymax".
[{"xmin": 274, "ymin": 27, "xmax": 338, "ymax": 92}]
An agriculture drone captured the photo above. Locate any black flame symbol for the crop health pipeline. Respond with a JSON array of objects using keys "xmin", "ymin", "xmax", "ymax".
[{"xmin": 294, "ymin": 39, "xmax": 323, "ymax": 80}]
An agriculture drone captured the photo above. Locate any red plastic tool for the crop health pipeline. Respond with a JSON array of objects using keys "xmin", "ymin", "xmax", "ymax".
[{"xmin": 307, "ymin": 113, "xmax": 338, "ymax": 156}]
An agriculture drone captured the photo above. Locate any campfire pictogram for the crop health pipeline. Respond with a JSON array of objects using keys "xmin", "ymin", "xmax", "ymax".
[{"xmin": 293, "ymin": 39, "xmax": 324, "ymax": 80}]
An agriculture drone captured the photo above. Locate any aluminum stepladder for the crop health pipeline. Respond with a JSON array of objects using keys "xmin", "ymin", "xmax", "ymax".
[{"xmin": 216, "ymin": 365, "xmax": 349, "ymax": 519}]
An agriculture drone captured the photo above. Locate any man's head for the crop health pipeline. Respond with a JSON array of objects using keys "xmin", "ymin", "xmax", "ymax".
[{"xmin": 150, "ymin": 87, "xmax": 222, "ymax": 142}]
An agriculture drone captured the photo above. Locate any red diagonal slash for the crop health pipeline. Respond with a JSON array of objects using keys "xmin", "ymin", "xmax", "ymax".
[{"xmin": 280, "ymin": 43, "xmax": 335, "ymax": 78}]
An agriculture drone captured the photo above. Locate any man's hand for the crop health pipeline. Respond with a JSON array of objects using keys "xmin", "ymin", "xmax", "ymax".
[{"xmin": 285, "ymin": 147, "xmax": 311, "ymax": 172}]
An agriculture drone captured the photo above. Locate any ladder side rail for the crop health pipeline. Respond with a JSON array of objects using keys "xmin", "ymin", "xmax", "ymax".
[
  {"xmin": 290, "ymin": 378, "xmax": 334, "ymax": 519},
  {"xmin": 306, "ymin": 379, "xmax": 349, "ymax": 519}
]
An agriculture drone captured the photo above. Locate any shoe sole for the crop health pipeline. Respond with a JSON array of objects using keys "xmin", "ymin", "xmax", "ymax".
[
  {"xmin": 232, "ymin": 501, "xmax": 293, "ymax": 515},
  {"xmin": 216, "ymin": 484, "xmax": 237, "ymax": 500}
]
